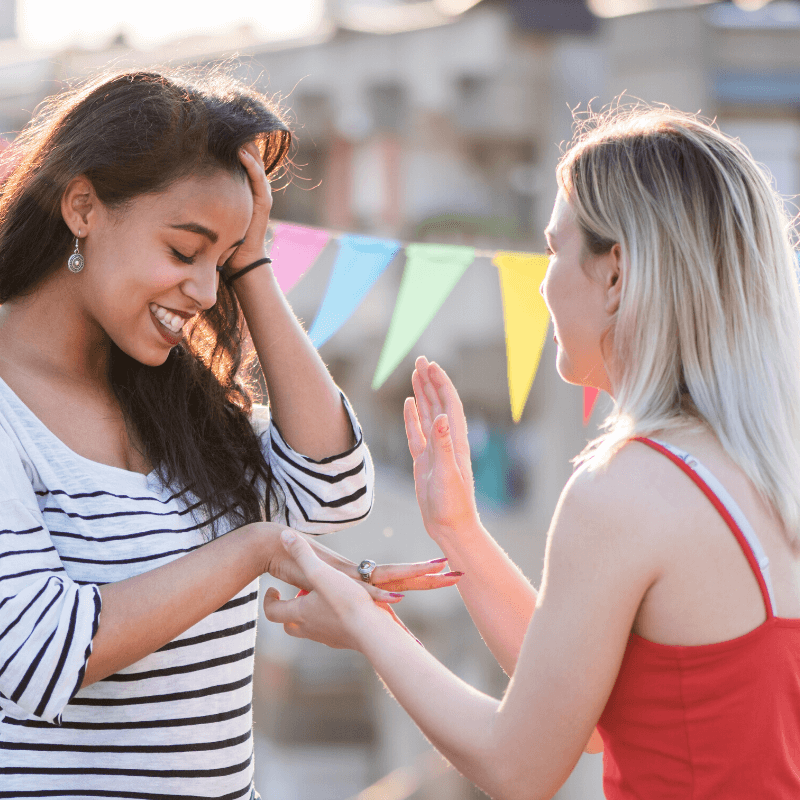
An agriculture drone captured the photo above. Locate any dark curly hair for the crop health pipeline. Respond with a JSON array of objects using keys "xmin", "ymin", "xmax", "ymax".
[{"xmin": 0, "ymin": 67, "xmax": 293, "ymax": 537}]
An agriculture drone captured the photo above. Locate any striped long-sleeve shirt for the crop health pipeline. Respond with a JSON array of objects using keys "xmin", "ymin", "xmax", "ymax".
[{"xmin": 0, "ymin": 375, "xmax": 374, "ymax": 800}]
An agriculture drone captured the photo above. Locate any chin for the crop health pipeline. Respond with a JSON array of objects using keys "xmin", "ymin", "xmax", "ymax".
[
  {"xmin": 114, "ymin": 340, "xmax": 174, "ymax": 368},
  {"xmin": 138, "ymin": 352, "xmax": 173, "ymax": 367},
  {"xmin": 557, "ymin": 351, "xmax": 608, "ymax": 389},
  {"xmin": 137, "ymin": 345, "xmax": 175, "ymax": 367},
  {"xmin": 555, "ymin": 354, "xmax": 580, "ymax": 386},
  {"xmin": 559, "ymin": 372, "xmax": 586, "ymax": 387}
]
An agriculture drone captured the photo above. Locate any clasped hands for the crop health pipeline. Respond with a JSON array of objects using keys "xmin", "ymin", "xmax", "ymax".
[{"xmin": 263, "ymin": 356, "xmax": 480, "ymax": 652}]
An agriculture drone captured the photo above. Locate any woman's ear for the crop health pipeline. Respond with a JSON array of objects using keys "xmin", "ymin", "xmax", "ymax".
[
  {"xmin": 605, "ymin": 243, "xmax": 623, "ymax": 316},
  {"xmin": 60, "ymin": 176, "xmax": 98, "ymax": 236}
]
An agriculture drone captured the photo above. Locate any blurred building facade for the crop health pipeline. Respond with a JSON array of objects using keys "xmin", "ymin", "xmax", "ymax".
[{"xmin": 2, "ymin": 1, "xmax": 800, "ymax": 797}]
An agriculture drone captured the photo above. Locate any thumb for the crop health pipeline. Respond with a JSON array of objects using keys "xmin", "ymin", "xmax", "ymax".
[
  {"xmin": 280, "ymin": 530, "xmax": 379, "ymax": 609},
  {"xmin": 280, "ymin": 530, "xmax": 322, "ymax": 581}
]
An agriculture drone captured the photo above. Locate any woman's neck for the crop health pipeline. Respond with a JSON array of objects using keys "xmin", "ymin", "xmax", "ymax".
[{"xmin": 0, "ymin": 271, "xmax": 111, "ymax": 389}]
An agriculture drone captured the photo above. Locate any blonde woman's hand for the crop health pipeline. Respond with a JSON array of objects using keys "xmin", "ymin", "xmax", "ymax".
[
  {"xmin": 260, "ymin": 522, "xmax": 461, "ymax": 594},
  {"xmin": 404, "ymin": 357, "xmax": 481, "ymax": 543},
  {"xmin": 263, "ymin": 531, "xmax": 423, "ymax": 651}
]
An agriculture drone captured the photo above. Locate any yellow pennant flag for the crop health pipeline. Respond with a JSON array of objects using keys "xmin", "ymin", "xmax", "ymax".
[{"xmin": 493, "ymin": 252, "xmax": 551, "ymax": 422}]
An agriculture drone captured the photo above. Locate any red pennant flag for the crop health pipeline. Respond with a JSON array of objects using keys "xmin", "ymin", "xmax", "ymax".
[{"xmin": 583, "ymin": 387, "xmax": 600, "ymax": 426}]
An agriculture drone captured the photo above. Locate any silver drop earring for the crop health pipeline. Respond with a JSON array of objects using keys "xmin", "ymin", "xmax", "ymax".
[{"xmin": 67, "ymin": 235, "xmax": 84, "ymax": 273}]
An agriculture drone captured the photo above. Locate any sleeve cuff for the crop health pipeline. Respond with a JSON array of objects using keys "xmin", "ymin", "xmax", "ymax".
[
  {"xmin": 261, "ymin": 392, "xmax": 375, "ymax": 533},
  {"xmin": 270, "ymin": 392, "xmax": 364, "ymax": 469},
  {"xmin": 0, "ymin": 580, "xmax": 102, "ymax": 726}
]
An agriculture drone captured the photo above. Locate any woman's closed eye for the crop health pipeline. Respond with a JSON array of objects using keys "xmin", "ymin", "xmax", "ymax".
[
  {"xmin": 171, "ymin": 248, "xmax": 196, "ymax": 266},
  {"xmin": 172, "ymin": 245, "xmax": 239, "ymax": 271}
]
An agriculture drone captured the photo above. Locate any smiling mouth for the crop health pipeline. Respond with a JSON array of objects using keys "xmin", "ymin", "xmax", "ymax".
[{"xmin": 150, "ymin": 307, "xmax": 185, "ymax": 346}]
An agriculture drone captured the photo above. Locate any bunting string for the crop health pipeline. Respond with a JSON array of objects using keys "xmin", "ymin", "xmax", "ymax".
[{"xmin": 266, "ymin": 221, "xmax": 598, "ymax": 425}]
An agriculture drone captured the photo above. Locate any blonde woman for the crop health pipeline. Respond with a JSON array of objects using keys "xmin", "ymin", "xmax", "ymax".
[{"xmin": 262, "ymin": 107, "xmax": 800, "ymax": 799}]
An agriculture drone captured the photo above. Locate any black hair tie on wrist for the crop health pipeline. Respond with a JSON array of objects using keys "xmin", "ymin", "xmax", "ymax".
[{"xmin": 225, "ymin": 257, "xmax": 272, "ymax": 285}]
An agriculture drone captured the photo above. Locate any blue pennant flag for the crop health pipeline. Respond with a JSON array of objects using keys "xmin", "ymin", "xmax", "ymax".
[{"xmin": 308, "ymin": 234, "xmax": 401, "ymax": 348}]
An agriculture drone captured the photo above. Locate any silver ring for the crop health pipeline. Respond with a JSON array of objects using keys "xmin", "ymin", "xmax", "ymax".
[{"xmin": 357, "ymin": 559, "xmax": 377, "ymax": 584}]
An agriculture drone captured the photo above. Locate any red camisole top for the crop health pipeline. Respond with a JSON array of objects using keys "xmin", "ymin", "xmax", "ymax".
[{"xmin": 597, "ymin": 438, "xmax": 800, "ymax": 799}]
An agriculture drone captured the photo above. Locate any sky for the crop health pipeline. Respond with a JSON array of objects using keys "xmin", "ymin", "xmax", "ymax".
[{"xmin": 17, "ymin": 0, "xmax": 325, "ymax": 50}]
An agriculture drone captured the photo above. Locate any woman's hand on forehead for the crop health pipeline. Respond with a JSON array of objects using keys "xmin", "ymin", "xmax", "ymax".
[{"xmin": 226, "ymin": 142, "xmax": 272, "ymax": 271}]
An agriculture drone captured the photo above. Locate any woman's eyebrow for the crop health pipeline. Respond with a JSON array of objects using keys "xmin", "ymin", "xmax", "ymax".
[
  {"xmin": 170, "ymin": 222, "xmax": 218, "ymax": 244},
  {"xmin": 169, "ymin": 223, "xmax": 246, "ymax": 249}
]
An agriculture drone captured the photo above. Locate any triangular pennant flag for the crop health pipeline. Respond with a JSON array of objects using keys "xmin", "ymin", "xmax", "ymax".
[
  {"xmin": 583, "ymin": 386, "xmax": 600, "ymax": 425},
  {"xmin": 308, "ymin": 235, "xmax": 401, "ymax": 348},
  {"xmin": 268, "ymin": 224, "xmax": 331, "ymax": 293},
  {"xmin": 493, "ymin": 253, "xmax": 551, "ymax": 422},
  {"xmin": 372, "ymin": 244, "xmax": 476, "ymax": 389}
]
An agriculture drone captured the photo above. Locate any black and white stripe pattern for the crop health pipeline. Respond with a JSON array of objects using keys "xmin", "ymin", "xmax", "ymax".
[{"xmin": 0, "ymin": 379, "xmax": 373, "ymax": 799}]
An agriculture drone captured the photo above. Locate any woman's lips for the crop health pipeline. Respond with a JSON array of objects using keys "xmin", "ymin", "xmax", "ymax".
[{"xmin": 150, "ymin": 308, "xmax": 184, "ymax": 346}]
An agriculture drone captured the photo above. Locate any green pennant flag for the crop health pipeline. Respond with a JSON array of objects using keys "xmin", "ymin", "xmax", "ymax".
[{"xmin": 372, "ymin": 243, "xmax": 476, "ymax": 389}]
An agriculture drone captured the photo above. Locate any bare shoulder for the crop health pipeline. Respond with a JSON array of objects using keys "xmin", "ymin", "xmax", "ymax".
[
  {"xmin": 557, "ymin": 440, "xmax": 685, "ymax": 533},
  {"xmin": 546, "ymin": 441, "xmax": 686, "ymax": 583}
]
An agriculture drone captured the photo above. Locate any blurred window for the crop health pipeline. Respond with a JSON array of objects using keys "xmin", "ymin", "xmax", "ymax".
[
  {"xmin": 509, "ymin": 0, "xmax": 597, "ymax": 32},
  {"xmin": 368, "ymin": 82, "xmax": 407, "ymax": 133}
]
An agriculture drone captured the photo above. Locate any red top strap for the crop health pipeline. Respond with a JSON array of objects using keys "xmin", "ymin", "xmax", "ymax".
[{"xmin": 633, "ymin": 437, "xmax": 774, "ymax": 619}]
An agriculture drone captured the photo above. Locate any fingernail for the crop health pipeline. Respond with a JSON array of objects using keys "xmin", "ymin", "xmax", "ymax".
[
  {"xmin": 281, "ymin": 530, "xmax": 296, "ymax": 546},
  {"xmin": 389, "ymin": 592, "xmax": 405, "ymax": 598},
  {"xmin": 297, "ymin": 589, "xmax": 309, "ymax": 597},
  {"xmin": 428, "ymin": 557, "xmax": 448, "ymax": 564},
  {"xmin": 416, "ymin": 638, "xmax": 426, "ymax": 648},
  {"xmin": 443, "ymin": 571, "xmax": 463, "ymax": 577}
]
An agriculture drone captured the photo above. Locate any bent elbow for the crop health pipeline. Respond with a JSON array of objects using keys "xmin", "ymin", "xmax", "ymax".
[
  {"xmin": 489, "ymin": 757, "xmax": 566, "ymax": 800},
  {"xmin": 495, "ymin": 778, "xmax": 558, "ymax": 800}
]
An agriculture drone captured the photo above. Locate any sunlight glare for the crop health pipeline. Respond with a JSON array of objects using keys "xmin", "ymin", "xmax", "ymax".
[{"xmin": 18, "ymin": 0, "xmax": 324, "ymax": 50}]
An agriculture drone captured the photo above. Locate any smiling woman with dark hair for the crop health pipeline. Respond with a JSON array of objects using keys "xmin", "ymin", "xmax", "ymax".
[{"xmin": 0, "ymin": 68, "xmax": 456, "ymax": 800}]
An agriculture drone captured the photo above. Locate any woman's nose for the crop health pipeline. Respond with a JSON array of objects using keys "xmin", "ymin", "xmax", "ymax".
[{"xmin": 184, "ymin": 264, "xmax": 219, "ymax": 311}]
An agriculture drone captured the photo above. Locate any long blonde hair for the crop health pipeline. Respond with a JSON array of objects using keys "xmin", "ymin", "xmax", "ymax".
[{"xmin": 560, "ymin": 106, "xmax": 800, "ymax": 542}]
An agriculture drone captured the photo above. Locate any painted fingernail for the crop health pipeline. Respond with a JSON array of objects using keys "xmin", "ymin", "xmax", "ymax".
[
  {"xmin": 389, "ymin": 592, "xmax": 405, "ymax": 598},
  {"xmin": 416, "ymin": 638, "xmax": 426, "ymax": 648},
  {"xmin": 428, "ymin": 557, "xmax": 449, "ymax": 564},
  {"xmin": 443, "ymin": 571, "xmax": 463, "ymax": 577}
]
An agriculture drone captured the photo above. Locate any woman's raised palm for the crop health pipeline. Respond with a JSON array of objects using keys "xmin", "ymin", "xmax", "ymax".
[{"xmin": 404, "ymin": 357, "xmax": 480, "ymax": 540}]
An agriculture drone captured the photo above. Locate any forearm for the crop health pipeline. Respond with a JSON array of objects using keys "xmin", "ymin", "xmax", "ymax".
[
  {"xmin": 82, "ymin": 522, "xmax": 275, "ymax": 686},
  {"xmin": 435, "ymin": 522, "xmax": 602, "ymax": 755},
  {"xmin": 229, "ymin": 262, "xmax": 354, "ymax": 458},
  {"xmin": 434, "ymin": 521, "xmax": 537, "ymax": 676},
  {"xmin": 358, "ymin": 609, "xmax": 513, "ymax": 799}
]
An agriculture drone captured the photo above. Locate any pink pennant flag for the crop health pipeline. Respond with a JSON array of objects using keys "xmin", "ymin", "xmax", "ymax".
[
  {"xmin": 268, "ymin": 224, "xmax": 331, "ymax": 293},
  {"xmin": 583, "ymin": 386, "xmax": 600, "ymax": 426}
]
